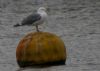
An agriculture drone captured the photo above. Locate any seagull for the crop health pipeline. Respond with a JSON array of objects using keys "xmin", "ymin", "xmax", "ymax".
[{"xmin": 13, "ymin": 7, "xmax": 48, "ymax": 32}]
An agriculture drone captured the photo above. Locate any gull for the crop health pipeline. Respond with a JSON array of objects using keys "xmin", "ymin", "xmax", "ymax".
[{"xmin": 14, "ymin": 7, "xmax": 48, "ymax": 32}]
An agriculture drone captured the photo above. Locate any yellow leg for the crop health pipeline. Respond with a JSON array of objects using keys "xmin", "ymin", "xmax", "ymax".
[{"xmin": 36, "ymin": 25, "xmax": 39, "ymax": 32}]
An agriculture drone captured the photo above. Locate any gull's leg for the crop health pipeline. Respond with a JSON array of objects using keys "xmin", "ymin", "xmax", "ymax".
[{"xmin": 36, "ymin": 25, "xmax": 39, "ymax": 32}]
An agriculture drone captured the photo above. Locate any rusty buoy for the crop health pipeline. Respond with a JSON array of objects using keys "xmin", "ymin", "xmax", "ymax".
[{"xmin": 16, "ymin": 32, "xmax": 67, "ymax": 67}]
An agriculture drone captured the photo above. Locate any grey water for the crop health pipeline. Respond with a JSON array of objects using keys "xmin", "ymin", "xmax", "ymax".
[{"xmin": 0, "ymin": 0, "xmax": 100, "ymax": 71}]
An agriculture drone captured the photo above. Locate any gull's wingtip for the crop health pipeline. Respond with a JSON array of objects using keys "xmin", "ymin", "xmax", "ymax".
[{"xmin": 13, "ymin": 23, "xmax": 21, "ymax": 27}]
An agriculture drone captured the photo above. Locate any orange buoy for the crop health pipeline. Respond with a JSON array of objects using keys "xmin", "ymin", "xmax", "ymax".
[{"xmin": 16, "ymin": 32, "xmax": 67, "ymax": 67}]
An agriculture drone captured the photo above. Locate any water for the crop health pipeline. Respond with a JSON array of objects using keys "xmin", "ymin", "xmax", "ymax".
[{"xmin": 0, "ymin": 0, "xmax": 100, "ymax": 71}]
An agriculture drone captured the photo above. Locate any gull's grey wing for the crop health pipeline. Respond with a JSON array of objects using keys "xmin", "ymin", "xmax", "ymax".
[{"xmin": 21, "ymin": 13, "xmax": 41, "ymax": 26}]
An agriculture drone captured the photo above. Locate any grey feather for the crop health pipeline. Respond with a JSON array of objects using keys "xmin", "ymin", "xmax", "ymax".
[{"xmin": 14, "ymin": 13, "xmax": 41, "ymax": 27}]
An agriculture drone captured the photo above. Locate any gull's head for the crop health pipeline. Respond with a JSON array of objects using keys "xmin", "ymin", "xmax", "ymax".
[{"xmin": 38, "ymin": 7, "xmax": 46, "ymax": 12}]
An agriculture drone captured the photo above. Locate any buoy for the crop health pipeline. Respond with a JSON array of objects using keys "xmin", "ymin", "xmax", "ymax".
[{"xmin": 16, "ymin": 32, "xmax": 67, "ymax": 67}]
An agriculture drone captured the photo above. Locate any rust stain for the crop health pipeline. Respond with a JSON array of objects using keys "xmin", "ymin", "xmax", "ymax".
[{"xmin": 16, "ymin": 32, "xmax": 67, "ymax": 66}]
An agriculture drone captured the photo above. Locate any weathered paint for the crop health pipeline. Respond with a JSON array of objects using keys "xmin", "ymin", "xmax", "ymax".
[{"xmin": 16, "ymin": 32, "xmax": 67, "ymax": 67}]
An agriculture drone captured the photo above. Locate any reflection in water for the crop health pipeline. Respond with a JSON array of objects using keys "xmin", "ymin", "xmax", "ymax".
[{"xmin": 16, "ymin": 68, "xmax": 25, "ymax": 71}]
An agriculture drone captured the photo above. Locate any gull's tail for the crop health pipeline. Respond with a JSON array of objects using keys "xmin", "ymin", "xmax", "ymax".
[{"xmin": 13, "ymin": 23, "xmax": 21, "ymax": 27}]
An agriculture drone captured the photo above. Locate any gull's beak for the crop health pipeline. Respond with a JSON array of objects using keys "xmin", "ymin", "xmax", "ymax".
[
  {"xmin": 46, "ymin": 8, "xmax": 50, "ymax": 14},
  {"xmin": 46, "ymin": 8, "xmax": 50, "ymax": 12}
]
